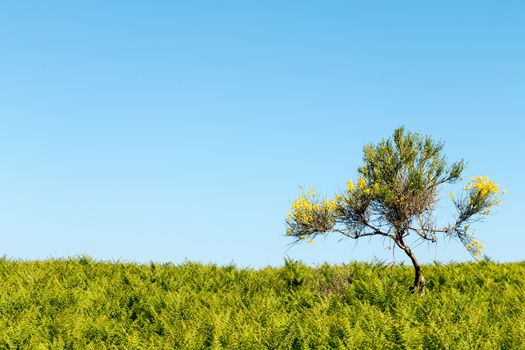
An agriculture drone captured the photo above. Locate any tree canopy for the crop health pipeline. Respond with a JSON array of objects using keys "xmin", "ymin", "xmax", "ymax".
[{"xmin": 285, "ymin": 127, "xmax": 504, "ymax": 294}]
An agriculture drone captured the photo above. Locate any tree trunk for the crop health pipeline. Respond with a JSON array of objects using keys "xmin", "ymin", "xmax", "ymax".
[{"xmin": 396, "ymin": 239, "xmax": 425, "ymax": 296}]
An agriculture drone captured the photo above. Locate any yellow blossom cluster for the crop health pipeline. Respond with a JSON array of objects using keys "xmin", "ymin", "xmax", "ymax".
[
  {"xmin": 336, "ymin": 193, "xmax": 350, "ymax": 203},
  {"xmin": 465, "ymin": 239, "xmax": 485, "ymax": 257},
  {"xmin": 464, "ymin": 176, "xmax": 503, "ymax": 211},
  {"xmin": 290, "ymin": 194, "xmax": 316, "ymax": 225},
  {"xmin": 286, "ymin": 189, "xmax": 339, "ymax": 236},
  {"xmin": 465, "ymin": 176, "xmax": 499, "ymax": 198},
  {"xmin": 323, "ymin": 199, "xmax": 338, "ymax": 212},
  {"xmin": 346, "ymin": 178, "xmax": 379, "ymax": 196},
  {"xmin": 347, "ymin": 180, "xmax": 355, "ymax": 192}
]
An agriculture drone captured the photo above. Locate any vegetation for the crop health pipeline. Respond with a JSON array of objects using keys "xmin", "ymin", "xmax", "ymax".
[
  {"xmin": 1, "ymin": 257, "xmax": 524, "ymax": 349},
  {"xmin": 286, "ymin": 127, "xmax": 504, "ymax": 295}
]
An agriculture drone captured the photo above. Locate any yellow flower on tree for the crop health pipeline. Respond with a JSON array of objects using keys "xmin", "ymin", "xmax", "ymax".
[
  {"xmin": 357, "ymin": 178, "xmax": 367, "ymax": 190},
  {"xmin": 347, "ymin": 180, "xmax": 354, "ymax": 192}
]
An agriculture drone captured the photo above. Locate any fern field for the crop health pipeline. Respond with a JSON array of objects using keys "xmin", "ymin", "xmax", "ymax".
[{"xmin": 0, "ymin": 257, "xmax": 524, "ymax": 349}]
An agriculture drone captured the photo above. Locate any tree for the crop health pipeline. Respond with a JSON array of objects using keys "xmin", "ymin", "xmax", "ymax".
[{"xmin": 285, "ymin": 127, "xmax": 504, "ymax": 295}]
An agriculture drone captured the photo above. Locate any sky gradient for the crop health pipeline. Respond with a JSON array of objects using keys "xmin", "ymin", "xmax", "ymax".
[{"xmin": 1, "ymin": 1, "xmax": 524, "ymax": 267}]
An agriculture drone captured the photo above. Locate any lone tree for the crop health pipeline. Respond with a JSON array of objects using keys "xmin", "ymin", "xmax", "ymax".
[{"xmin": 285, "ymin": 127, "xmax": 504, "ymax": 295}]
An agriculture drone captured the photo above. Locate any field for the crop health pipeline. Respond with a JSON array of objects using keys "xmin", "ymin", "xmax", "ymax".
[{"xmin": 1, "ymin": 257, "xmax": 524, "ymax": 349}]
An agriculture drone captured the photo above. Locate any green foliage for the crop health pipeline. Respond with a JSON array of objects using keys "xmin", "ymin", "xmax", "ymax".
[
  {"xmin": 1, "ymin": 258, "xmax": 524, "ymax": 349},
  {"xmin": 357, "ymin": 126, "xmax": 464, "ymax": 225}
]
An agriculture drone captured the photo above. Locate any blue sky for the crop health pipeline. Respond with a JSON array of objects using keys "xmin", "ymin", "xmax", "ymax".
[{"xmin": 1, "ymin": 1, "xmax": 523, "ymax": 267}]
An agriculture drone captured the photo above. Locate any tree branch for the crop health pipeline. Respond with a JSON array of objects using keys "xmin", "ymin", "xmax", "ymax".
[{"xmin": 333, "ymin": 222, "xmax": 395, "ymax": 240}]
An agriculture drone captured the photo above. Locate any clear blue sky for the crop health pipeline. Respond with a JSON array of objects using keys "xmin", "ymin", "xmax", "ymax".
[{"xmin": 1, "ymin": 1, "xmax": 523, "ymax": 267}]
